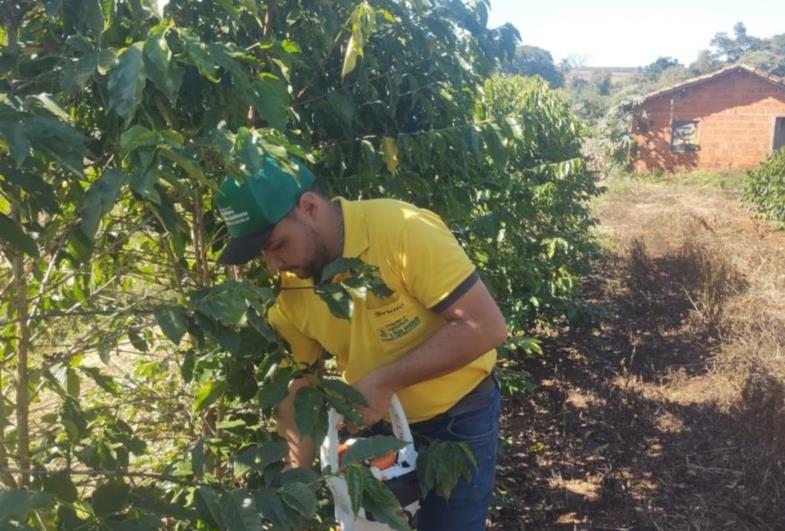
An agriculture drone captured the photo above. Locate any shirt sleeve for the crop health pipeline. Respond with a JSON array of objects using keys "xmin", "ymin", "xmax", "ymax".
[
  {"xmin": 397, "ymin": 208, "xmax": 478, "ymax": 313},
  {"xmin": 267, "ymin": 301, "xmax": 322, "ymax": 367}
]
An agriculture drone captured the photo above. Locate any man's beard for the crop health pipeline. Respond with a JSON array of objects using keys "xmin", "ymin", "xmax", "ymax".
[{"xmin": 295, "ymin": 225, "xmax": 333, "ymax": 279}]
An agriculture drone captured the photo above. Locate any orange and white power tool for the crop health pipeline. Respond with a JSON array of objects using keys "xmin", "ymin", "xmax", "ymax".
[{"xmin": 320, "ymin": 395, "xmax": 419, "ymax": 530}]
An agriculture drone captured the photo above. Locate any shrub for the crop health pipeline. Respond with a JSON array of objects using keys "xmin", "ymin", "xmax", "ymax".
[{"xmin": 743, "ymin": 148, "xmax": 785, "ymax": 226}]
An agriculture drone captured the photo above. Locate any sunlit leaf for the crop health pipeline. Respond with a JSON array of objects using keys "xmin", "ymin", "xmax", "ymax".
[
  {"xmin": 193, "ymin": 380, "xmax": 226, "ymax": 412},
  {"xmin": 108, "ymin": 42, "xmax": 147, "ymax": 120},
  {"xmin": 382, "ymin": 136, "xmax": 400, "ymax": 174}
]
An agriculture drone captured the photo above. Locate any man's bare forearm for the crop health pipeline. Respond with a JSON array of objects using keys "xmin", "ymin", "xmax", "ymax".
[
  {"xmin": 276, "ymin": 377, "xmax": 316, "ymax": 469},
  {"xmin": 352, "ymin": 280, "xmax": 507, "ymax": 421}
]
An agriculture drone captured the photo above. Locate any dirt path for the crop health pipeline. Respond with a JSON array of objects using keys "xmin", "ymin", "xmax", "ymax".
[{"xmin": 493, "ymin": 177, "xmax": 785, "ymax": 530}]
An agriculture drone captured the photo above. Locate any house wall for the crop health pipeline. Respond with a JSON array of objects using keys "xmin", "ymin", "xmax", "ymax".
[{"xmin": 632, "ymin": 70, "xmax": 785, "ymax": 172}]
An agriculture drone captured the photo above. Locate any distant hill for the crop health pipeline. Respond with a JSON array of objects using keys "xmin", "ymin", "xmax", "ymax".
[{"xmin": 567, "ymin": 67, "xmax": 638, "ymax": 84}]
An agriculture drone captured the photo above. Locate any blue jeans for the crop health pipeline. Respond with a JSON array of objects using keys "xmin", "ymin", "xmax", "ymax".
[{"xmin": 409, "ymin": 377, "xmax": 501, "ymax": 531}]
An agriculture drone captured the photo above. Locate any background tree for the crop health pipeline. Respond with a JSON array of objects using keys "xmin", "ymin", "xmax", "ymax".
[
  {"xmin": 710, "ymin": 22, "xmax": 762, "ymax": 63},
  {"xmin": 640, "ymin": 57, "xmax": 681, "ymax": 81},
  {"xmin": 502, "ymin": 45, "xmax": 564, "ymax": 88},
  {"xmin": 590, "ymin": 69, "xmax": 612, "ymax": 96}
]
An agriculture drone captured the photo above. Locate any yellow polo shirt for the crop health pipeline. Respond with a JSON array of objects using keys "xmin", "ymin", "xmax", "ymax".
[{"xmin": 268, "ymin": 198, "xmax": 496, "ymax": 423}]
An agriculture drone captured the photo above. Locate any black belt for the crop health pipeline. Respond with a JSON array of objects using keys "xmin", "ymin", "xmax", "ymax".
[{"xmin": 411, "ymin": 371, "xmax": 497, "ymax": 430}]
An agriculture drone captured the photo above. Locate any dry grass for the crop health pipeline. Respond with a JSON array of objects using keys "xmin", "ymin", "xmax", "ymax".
[{"xmin": 600, "ymin": 174, "xmax": 785, "ymax": 486}]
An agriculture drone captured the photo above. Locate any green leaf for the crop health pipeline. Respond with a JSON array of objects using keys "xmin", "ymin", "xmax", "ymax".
[
  {"xmin": 362, "ymin": 477, "xmax": 411, "ymax": 531},
  {"xmin": 194, "ymin": 282, "xmax": 247, "ymax": 327},
  {"xmin": 252, "ymin": 488, "xmax": 289, "ymax": 529},
  {"xmin": 233, "ymin": 441, "xmax": 288, "ymax": 478},
  {"xmin": 293, "ymin": 386, "xmax": 323, "ymax": 440},
  {"xmin": 256, "ymin": 369, "xmax": 292, "ymax": 409},
  {"xmin": 78, "ymin": 0, "xmax": 105, "ymax": 38},
  {"xmin": 341, "ymin": 35, "xmax": 360, "ymax": 78},
  {"xmin": 24, "ymin": 116, "xmax": 89, "ymax": 176},
  {"xmin": 77, "ymin": 168, "xmax": 129, "ymax": 244},
  {"xmin": 180, "ymin": 29, "xmax": 219, "ymax": 82},
  {"xmin": 195, "ymin": 486, "xmax": 224, "ymax": 529},
  {"xmin": 382, "ymin": 136, "xmax": 400, "ymax": 175},
  {"xmin": 247, "ymin": 309, "xmax": 276, "ymax": 343},
  {"xmin": 120, "ymin": 124, "xmax": 157, "ymax": 155},
  {"xmin": 42, "ymin": 471, "xmax": 78, "ymax": 503},
  {"xmin": 150, "ymin": 188, "xmax": 186, "ymax": 258},
  {"xmin": 191, "ymin": 439, "xmax": 205, "ymax": 476},
  {"xmin": 252, "ymin": 75, "xmax": 289, "ymax": 131},
  {"xmin": 344, "ymin": 464, "xmax": 367, "ymax": 515},
  {"xmin": 221, "ymin": 489, "xmax": 262, "ymax": 531},
  {"xmin": 0, "ymin": 117, "xmax": 32, "ymax": 165},
  {"xmin": 0, "ymin": 213, "xmax": 38, "ymax": 258},
  {"xmin": 157, "ymin": 148, "xmax": 206, "ymax": 183},
  {"xmin": 0, "ymin": 490, "xmax": 54, "ymax": 522},
  {"xmin": 143, "ymin": 28, "xmax": 182, "ymax": 102},
  {"xmin": 28, "ymin": 93, "xmax": 70, "ymax": 122},
  {"xmin": 80, "ymin": 366, "xmax": 119, "ymax": 395},
  {"xmin": 0, "ymin": 164, "xmax": 59, "ymax": 214},
  {"xmin": 108, "ymin": 42, "xmax": 147, "ymax": 120},
  {"xmin": 321, "ymin": 378, "xmax": 367, "ymax": 424},
  {"xmin": 416, "ymin": 441, "xmax": 475, "ymax": 500},
  {"xmin": 341, "ymin": 436, "xmax": 406, "ymax": 467},
  {"xmin": 504, "ymin": 115, "xmax": 524, "ymax": 140},
  {"xmin": 128, "ymin": 329, "xmax": 149, "ymax": 352},
  {"xmin": 319, "ymin": 257, "xmax": 366, "ymax": 282},
  {"xmin": 153, "ymin": 304, "xmax": 189, "ymax": 345},
  {"xmin": 193, "ymin": 380, "xmax": 226, "ymax": 412},
  {"xmin": 314, "ymin": 282, "xmax": 353, "ymax": 320},
  {"xmin": 91, "ymin": 481, "xmax": 130, "ymax": 517},
  {"xmin": 279, "ymin": 481, "xmax": 316, "ymax": 518},
  {"xmin": 65, "ymin": 367, "xmax": 80, "ymax": 398},
  {"xmin": 233, "ymin": 127, "xmax": 266, "ymax": 175},
  {"xmin": 97, "ymin": 47, "xmax": 119, "ymax": 74},
  {"xmin": 61, "ymin": 50, "xmax": 112, "ymax": 95},
  {"xmin": 321, "ymin": 378, "xmax": 368, "ymax": 407}
]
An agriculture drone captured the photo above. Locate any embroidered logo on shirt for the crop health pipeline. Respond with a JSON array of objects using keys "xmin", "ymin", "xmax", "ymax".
[{"xmin": 378, "ymin": 315, "xmax": 421, "ymax": 342}]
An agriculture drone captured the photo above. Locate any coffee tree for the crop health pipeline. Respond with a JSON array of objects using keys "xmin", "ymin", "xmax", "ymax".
[{"xmin": 0, "ymin": 0, "xmax": 597, "ymax": 529}]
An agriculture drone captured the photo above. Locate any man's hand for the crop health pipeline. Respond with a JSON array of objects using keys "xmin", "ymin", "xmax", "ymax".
[{"xmin": 351, "ymin": 370, "xmax": 396, "ymax": 426}]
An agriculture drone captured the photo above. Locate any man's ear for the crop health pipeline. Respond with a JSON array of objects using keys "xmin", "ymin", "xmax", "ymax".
[{"xmin": 297, "ymin": 192, "xmax": 320, "ymax": 221}]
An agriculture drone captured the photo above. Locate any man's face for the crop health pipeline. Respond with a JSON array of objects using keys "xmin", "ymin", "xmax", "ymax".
[{"xmin": 261, "ymin": 210, "xmax": 330, "ymax": 279}]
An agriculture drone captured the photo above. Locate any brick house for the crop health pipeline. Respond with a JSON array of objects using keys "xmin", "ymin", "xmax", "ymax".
[{"xmin": 631, "ymin": 65, "xmax": 785, "ymax": 172}]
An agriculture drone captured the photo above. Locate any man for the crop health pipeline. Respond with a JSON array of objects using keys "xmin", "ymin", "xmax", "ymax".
[{"xmin": 215, "ymin": 155, "xmax": 507, "ymax": 530}]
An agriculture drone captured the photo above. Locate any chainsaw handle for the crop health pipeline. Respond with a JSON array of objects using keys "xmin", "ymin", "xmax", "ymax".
[
  {"xmin": 388, "ymin": 395, "xmax": 413, "ymax": 444},
  {"xmin": 321, "ymin": 393, "xmax": 413, "ymax": 472}
]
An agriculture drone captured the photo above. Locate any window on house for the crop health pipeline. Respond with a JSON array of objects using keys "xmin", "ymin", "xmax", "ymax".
[{"xmin": 671, "ymin": 120, "xmax": 699, "ymax": 152}]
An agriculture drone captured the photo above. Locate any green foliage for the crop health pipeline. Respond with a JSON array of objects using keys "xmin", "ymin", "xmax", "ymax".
[
  {"xmin": 0, "ymin": 0, "xmax": 597, "ymax": 528},
  {"xmin": 416, "ymin": 440, "xmax": 476, "ymax": 500},
  {"xmin": 476, "ymin": 75, "xmax": 599, "ymax": 334},
  {"xmin": 743, "ymin": 148, "xmax": 785, "ymax": 226}
]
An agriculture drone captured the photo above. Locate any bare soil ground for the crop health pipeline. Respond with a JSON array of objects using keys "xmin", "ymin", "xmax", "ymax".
[{"xmin": 493, "ymin": 176, "xmax": 785, "ymax": 530}]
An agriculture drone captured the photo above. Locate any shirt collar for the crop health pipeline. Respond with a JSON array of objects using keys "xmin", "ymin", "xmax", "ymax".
[{"xmin": 335, "ymin": 197, "xmax": 369, "ymax": 258}]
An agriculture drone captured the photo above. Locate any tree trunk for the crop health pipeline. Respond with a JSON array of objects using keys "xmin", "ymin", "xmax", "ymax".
[
  {"xmin": 190, "ymin": 185, "xmax": 223, "ymax": 477},
  {"xmin": 0, "ymin": 363, "xmax": 18, "ymax": 488},
  {"xmin": 11, "ymin": 243, "xmax": 30, "ymax": 487}
]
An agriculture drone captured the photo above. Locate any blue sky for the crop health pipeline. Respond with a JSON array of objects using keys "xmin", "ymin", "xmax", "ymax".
[{"xmin": 486, "ymin": 0, "xmax": 785, "ymax": 67}]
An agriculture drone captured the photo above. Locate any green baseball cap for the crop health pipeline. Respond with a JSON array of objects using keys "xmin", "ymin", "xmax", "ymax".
[{"xmin": 215, "ymin": 155, "xmax": 316, "ymax": 265}]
